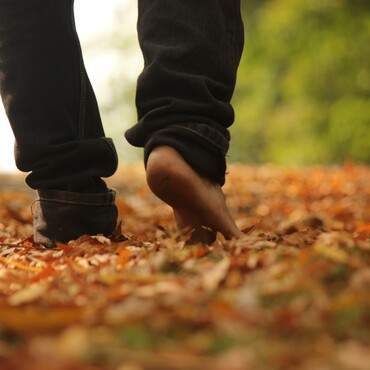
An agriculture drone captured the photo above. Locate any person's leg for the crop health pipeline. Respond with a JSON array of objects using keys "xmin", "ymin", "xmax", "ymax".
[
  {"xmin": 127, "ymin": 0, "xmax": 244, "ymax": 241},
  {"xmin": 0, "ymin": 0, "xmax": 118, "ymax": 247}
]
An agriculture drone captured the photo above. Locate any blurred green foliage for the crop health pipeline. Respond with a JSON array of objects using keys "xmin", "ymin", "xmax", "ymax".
[{"xmin": 230, "ymin": 0, "xmax": 370, "ymax": 164}]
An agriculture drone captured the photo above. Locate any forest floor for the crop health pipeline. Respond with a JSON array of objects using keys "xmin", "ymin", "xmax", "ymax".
[{"xmin": 0, "ymin": 163, "xmax": 369, "ymax": 370}]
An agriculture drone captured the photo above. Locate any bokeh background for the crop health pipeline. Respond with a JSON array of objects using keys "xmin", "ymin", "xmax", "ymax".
[
  {"xmin": 232, "ymin": 0, "xmax": 370, "ymax": 165},
  {"xmin": 0, "ymin": 0, "xmax": 369, "ymax": 172}
]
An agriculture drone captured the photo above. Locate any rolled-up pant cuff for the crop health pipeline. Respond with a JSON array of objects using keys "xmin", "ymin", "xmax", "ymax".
[
  {"xmin": 37, "ymin": 188, "xmax": 117, "ymax": 205},
  {"xmin": 126, "ymin": 122, "xmax": 230, "ymax": 185},
  {"xmin": 129, "ymin": 122, "xmax": 230, "ymax": 186},
  {"xmin": 34, "ymin": 188, "xmax": 118, "ymax": 248}
]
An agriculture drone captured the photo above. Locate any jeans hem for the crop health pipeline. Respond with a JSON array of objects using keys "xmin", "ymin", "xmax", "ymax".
[
  {"xmin": 143, "ymin": 123, "xmax": 228, "ymax": 185},
  {"xmin": 38, "ymin": 188, "xmax": 116, "ymax": 206}
]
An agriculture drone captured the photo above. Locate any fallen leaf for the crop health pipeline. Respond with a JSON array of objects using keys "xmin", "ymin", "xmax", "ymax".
[{"xmin": 8, "ymin": 282, "xmax": 48, "ymax": 306}]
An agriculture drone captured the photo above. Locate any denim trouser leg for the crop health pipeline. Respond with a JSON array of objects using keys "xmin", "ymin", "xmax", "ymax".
[
  {"xmin": 0, "ymin": 0, "xmax": 118, "ymax": 246},
  {"xmin": 125, "ymin": 0, "xmax": 244, "ymax": 185},
  {"xmin": 0, "ymin": 0, "xmax": 118, "ymax": 193}
]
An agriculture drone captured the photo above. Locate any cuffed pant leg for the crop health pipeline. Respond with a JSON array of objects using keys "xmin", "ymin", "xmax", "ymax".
[
  {"xmin": 125, "ymin": 0, "xmax": 244, "ymax": 185},
  {"xmin": 34, "ymin": 189, "xmax": 118, "ymax": 248},
  {"xmin": 0, "ymin": 0, "xmax": 118, "ymax": 192}
]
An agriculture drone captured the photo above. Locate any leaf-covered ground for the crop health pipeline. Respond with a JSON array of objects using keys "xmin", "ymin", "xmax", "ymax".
[{"xmin": 0, "ymin": 163, "xmax": 369, "ymax": 370}]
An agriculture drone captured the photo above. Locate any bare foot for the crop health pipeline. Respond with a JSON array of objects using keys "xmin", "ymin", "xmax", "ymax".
[{"xmin": 146, "ymin": 146, "xmax": 244, "ymax": 243}]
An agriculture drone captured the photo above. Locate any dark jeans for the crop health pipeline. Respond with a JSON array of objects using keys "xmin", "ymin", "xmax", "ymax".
[{"xmin": 0, "ymin": 0, "xmax": 244, "ymax": 190}]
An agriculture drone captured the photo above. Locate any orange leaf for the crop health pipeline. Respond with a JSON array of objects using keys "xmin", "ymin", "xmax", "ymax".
[
  {"xmin": 356, "ymin": 230, "xmax": 369, "ymax": 241},
  {"xmin": 111, "ymin": 220, "xmax": 129, "ymax": 242},
  {"xmin": 192, "ymin": 247, "xmax": 209, "ymax": 258},
  {"xmin": 116, "ymin": 247, "xmax": 131, "ymax": 268},
  {"xmin": 242, "ymin": 218, "xmax": 263, "ymax": 235},
  {"xmin": 31, "ymin": 263, "xmax": 56, "ymax": 282},
  {"xmin": 56, "ymin": 241, "xmax": 74, "ymax": 254},
  {"xmin": 356, "ymin": 224, "xmax": 370, "ymax": 232},
  {"xmin": 21, "ymin": 235, "xmax": 35, "ymax": 247},
  {"xmin": 0, "ymin": 255, "xmax": 42, "ymax": 273}
]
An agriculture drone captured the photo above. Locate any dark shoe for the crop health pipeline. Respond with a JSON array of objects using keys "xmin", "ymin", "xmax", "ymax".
[{"xmin": 33, "ymin": 189, "xmax": 118, "ymax": 248}]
